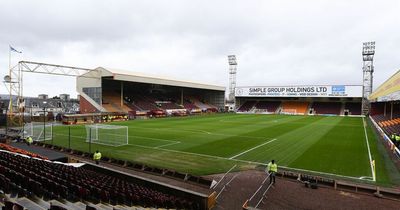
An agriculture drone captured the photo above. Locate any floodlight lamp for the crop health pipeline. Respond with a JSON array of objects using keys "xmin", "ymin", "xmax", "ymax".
[
  {"xmin": 228, "ymin": 55, "xmax": 237, "ymax": 65},
  {"xmin": 3, "ymin": 75, "xmax": 11, "ymax": 83}
]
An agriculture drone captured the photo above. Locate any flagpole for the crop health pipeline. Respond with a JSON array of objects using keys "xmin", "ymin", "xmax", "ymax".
[{"xmin": 8, "ymin": 45, "xmax": 13, "ymax": 115}]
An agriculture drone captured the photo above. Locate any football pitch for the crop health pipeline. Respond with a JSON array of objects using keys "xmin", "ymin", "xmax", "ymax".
[{"xmin": 49, "ymin": 114, "xmax": 397, "ymax": 185}]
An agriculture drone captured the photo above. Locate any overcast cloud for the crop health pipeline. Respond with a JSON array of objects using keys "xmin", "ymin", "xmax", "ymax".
[{"xmin": 1, "ymin": 0, "xmax": 399, "ymax": 98}]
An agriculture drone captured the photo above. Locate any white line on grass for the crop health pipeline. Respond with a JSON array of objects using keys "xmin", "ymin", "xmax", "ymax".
[
  {"xmin": 127, "ymin": 143, "xmax": 372, "ymax": 182},
  {"xmin": 154, "ymin": 141, "xmax": 181, "ymax": 148},
  {"xmin": 157, "ymin": 128, "xmax": 211, "ymax": 135},
  {"xmin": 129, "ymin": 126, "xmax": 274, "ymax": 140},
  {"xmin": 131, "ymin": 135, "xmax": 179, "ymax": 143},
  {"xmin": 362, "ymin": 117, "xmax": 376, "ymax": 181},
  {"xmin": 229, "ymin": 139, "xmax": 277, "ymax": 159}
]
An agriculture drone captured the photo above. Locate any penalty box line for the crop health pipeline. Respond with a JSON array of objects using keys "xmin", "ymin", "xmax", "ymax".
[
  {"xmin": 229, "ymin": 139, "xmax": 277, "ymax": 159},
  {"xmin": 128, "ymin": 142, "xmax": 372, "ymax": 182}
]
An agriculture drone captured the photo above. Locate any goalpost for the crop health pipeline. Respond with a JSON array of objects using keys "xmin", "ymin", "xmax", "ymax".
[
  {"xmin": 24, "ymin": 122, "xmax": 53, "ymax": 141},
  {"xmin": 280, "ymin": 109, "xmax": 297, "ymax": 115},
  {"xmin": 85, "ymin": 124, "xmax": 129, "ymax": 146}
]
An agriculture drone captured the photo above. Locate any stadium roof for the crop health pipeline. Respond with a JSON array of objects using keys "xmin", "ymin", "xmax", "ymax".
[
  {"xmin": 369, "ymin": 69, "xmax": 400, "ymax": 101},
  {"xmin": 96, "ymin": 67, "xmax": 225, "ymax": 91}
]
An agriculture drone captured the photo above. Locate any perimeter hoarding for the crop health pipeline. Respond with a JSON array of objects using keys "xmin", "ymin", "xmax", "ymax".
[{"xmin": 235, "ymin": 85, "xmax": 362, "ymax": 98}]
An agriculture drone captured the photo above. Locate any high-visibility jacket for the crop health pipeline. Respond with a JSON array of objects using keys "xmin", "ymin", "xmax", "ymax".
[
  {"xmin": 27, "ymin": 137, "xmax": 33, "ymax": 144},
  {"xmin": 391, "ymin": 134, "xmax": 396, "ymax": 140},
  {"xmin": 396, "ymin": 135, "xmax": 400, "ymax": 142},
  {"xmin": 93, "ymin": 152, "xmax": 102, "ymax": 160},
  {"xmin": 267, "ymin": 162, "xmax": 278, "ymax": 173}
]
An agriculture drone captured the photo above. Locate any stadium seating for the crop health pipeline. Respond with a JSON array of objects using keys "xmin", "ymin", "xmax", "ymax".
[
  {"xmin": 0, "ymin": 151, "xmax": 199, "ymax": 209},
  {"xmin": 0, "ymin": 143, "xmax": 48, "ymax": 160},
  {"xmin": 237, "ymin": 101, "xmax": 257, "ymax": 112},
  {"xmin": 183, "ymin": 101, "xmax": 200, "ymax": 110},
  {"xmin": 254, "ymin": 101, "xmax": 281, "ymax": 113},
  {"xmin": 190, "ymin": 98, "xmax": 216, "ymax": 110},
  {"xmin": 344, "ymin": 102, "xmax": 361, "ymax": 115},
  {"xmin": 371, "ymin": 102, "xmax": 385, "ymax": 116},
  {"xmin": 158, "ymin": 102, "xmax": 182, "ymax": 110},
  {"xmin": 281, "ymin": 101, "xmax": 309, "ymax": 115},
  {"xmin": 312, "ymin": 102, "xmax": 341, "ymax": 115},
  {"xmin": 102, "ymin": 91, "xmax": 132, "ymax": 113}
]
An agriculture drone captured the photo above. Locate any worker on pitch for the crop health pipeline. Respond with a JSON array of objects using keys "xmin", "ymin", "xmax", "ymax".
[
  {"xmin": 391, "ymin": 133, "xmax": 397, "ymax": 144},
  {"xmin": 26, "ymin": 136, "xmax": 33, "ymax": 146},
  {"xmin": 93, "ymin": 150, "xmax": 102, "ymax": 165},
  {"xmin": 266, "ymin": 160, "xmax": 278, "ymax": 185}
]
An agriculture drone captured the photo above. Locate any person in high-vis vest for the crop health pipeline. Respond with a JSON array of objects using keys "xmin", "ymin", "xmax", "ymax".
[
  {"xmin": 26, "ymin": 136, "xmax": 33, "ymax": 146},
  {"xmin": 266, "ymin": 160, "xmax": 278, "ymax": 184},
  {"xmin": 93, "ymin": 150, "xmax": 102, "ymax": 165},
  {"xmin": 391, "ymin": 133, "xmax": 396, "ymax": 144},
  {"xmin": 396, "ymin": 135, "xmax": 400, "ymax": 147}
]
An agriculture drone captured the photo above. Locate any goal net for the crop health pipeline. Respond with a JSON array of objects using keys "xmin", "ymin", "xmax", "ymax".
[
  {"xmin": 85, "ymin": 124, "xmax": 128, "ymax": 146},
  {"xmin": 280, "ymin": 109, "xmax": 297, "ymax": 115},
  {"xmin": 24, "ymin": 122, "xmax": 53, "ymax": 141}
]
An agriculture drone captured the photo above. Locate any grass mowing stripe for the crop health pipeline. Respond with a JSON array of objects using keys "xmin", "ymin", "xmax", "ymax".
[
  {"xmin": 47, "ymin": 114, "xmax": 394, "ymax": 184},
  {"xmin": 363, "ymin": 117, "xmax": 375, "ymax": 181},
  {"xmin": 229, "ymin": 139, "xmax": 277, "ymax": 159},
  {"xmin": 127, "ymin": 142, "xmax": 368, "ymax": 181},
  {"xmin": 155, "ymin": 141, "xmax": 181, "ymax": 148}
]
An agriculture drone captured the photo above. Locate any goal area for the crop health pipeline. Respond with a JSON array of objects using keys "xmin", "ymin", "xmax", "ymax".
[
  {"xmin": 85, "ymin": 124, "xmax": 128, "ymax": 146},
  {"xmin": 280, "ymin": 109, "xmax": 298, "ymax": 115},
  {"xmin": 24, "ymin": 122, "xmax": 53, "ymax": 141}
]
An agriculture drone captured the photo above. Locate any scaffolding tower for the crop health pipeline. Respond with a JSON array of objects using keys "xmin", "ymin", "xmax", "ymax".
[{"xmin": 4, "ymin": 61, "xmax": 99, "ymax": 126}]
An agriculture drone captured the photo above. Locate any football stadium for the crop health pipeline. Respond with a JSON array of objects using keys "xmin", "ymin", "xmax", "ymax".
[
  {"xmin": 1, "ymin": 2, "xmax": 400, "ymax": 210},
  {"xmin": 2, "ymin": 47, "xmax": 400, "ymax": 209}
]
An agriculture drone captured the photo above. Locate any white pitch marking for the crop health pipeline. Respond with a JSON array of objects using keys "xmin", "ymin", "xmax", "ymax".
[
  {"xmin": 362, "ymin": 117, "xmax": 376, "ymax": 181},
  {"xmin": 126, "ymin": 143, "xmax": 372, "ymax": 182},
  {"xmin": 229, "ymin": 139, "xmax": 277, "ymax": 159},
  {"xmin": 155, "ymin": 141, "xmax": 181, "ymax": 148}
]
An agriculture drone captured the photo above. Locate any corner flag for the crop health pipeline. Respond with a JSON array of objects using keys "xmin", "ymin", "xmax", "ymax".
[{"xmin": 10, "ymin": 45, "xmax": 22, "ymax": 53}]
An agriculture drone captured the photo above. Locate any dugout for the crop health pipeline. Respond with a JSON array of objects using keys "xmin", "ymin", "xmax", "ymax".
[
  {"xmin": 62, "ymin": 112, "xmax": 128, "ymax": 124},
  {"xmin": 77, "ymin": 67, "xmax": 225, "ymax": 115}
]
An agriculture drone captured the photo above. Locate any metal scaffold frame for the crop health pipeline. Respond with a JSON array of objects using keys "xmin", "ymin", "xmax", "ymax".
[{"xmin": 4, "ymin": 60, "xmax": 100, "ymax": 126}]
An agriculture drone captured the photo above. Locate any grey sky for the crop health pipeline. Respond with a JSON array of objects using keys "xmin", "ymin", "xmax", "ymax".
[{"xmin": 1, "ymin": 0, "xmax": 399, "ymax": 98}]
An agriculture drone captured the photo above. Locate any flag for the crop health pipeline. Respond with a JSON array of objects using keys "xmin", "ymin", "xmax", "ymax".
[{"xmin": 10, "ymin": 45, "xmax": 22, "ymax": 53}]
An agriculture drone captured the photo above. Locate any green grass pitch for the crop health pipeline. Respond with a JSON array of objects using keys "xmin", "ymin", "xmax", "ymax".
[{"xmin": 48, "ymin": 114, "xmax": 398, "ymax": 186}]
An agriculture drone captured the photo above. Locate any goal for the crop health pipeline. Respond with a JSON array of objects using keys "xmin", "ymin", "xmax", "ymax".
[
  {"xmin": 85, "ymin": 124, "xmax": 128, "ymax": 146},
  {"xmin": 24, "ymin": 122, "xmax": 53, "ymax": 141},
  {"xmin": 280, "ymin": 109, "xmax": 298, "ymax": 115}
]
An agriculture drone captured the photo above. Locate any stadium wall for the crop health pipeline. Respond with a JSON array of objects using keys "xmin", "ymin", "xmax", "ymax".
[{"xmin": 79, "ymin": 95, "xmax": 99, "ymax": 114}]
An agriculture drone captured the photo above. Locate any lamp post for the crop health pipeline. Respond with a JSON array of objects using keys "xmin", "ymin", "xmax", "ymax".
[
  {"xmin": 5, "ymin": 105, "xmax": 8, "ymax": 135},
  {"xmin": 43, "ymin": 101, "xmax": 47, "ymax": 141}
]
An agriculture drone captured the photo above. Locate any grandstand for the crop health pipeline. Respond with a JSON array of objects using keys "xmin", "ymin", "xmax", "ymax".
[
  {"xmin": 281, "ymin": 101, "xmax": 309, "ymax": 115},
  {"xmin": 0, "ymin": 143, "xmax": 210, "ymax": 209},
  {"xmin": 77, "ymin": 68, "xmax": 224, "ymax": 117},
  {"xmin": 235, "ymin": 85, "xmax": 363, "ymax": 116},
  {"xmin": 369, "ymin": 70, "xmax": 400, "ymax": 150}
]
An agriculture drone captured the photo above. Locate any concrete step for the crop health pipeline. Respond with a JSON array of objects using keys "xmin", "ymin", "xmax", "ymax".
[
  {"xmin": 31, "ymin": 196, "xmax": 51, "ymax": 210},
  {"xmin": 49, "ymin": 199, "xmax": 71, "ymax": 209},
  {"xmin": 16, "ymin": 197, "xmax": 46, "ymax": 210},
  {"xmin": 61, "ymin": 199, "xmax": 86, "ymax": 210},
  {"xmin": 113, "ymin": 204, "xmax": 134, "ymax": 210},
  {"xmin": 74, "ymin": 201, "xmax": 87, "ymax": 209},
  {"xmin": 95, "ymin": 202, "xmax": 114, "ymax": 210}
]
